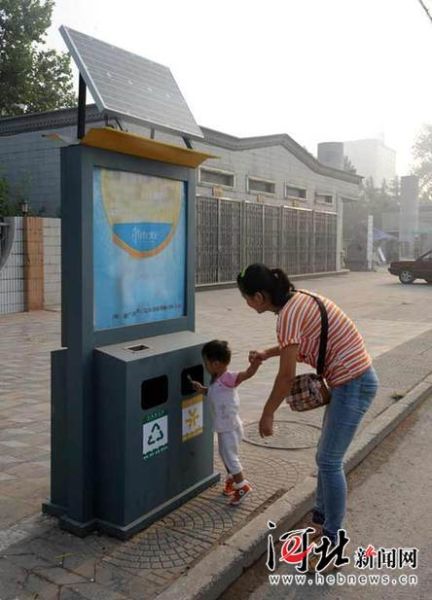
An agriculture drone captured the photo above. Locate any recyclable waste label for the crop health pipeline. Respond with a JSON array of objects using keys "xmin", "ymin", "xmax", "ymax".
[{"xmin": 143, "ymin": 410, "xmax": 168, "ymax": 460}]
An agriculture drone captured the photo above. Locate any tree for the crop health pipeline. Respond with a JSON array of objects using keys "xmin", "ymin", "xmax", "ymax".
[
  {"xmin": 343, "ymin": 155, "xmax": 357, "ymax": 174},
  {"xmin": 388, "ymin": 176, "xmax": 401, "ymax": 204},
  {"xmin": 0, "ymin": 174, "xmax": 17, "ymax": 216},
  {"xmin": 361, "ymin": 177, "xmax": 398, "ymax": 229},
  {"xmin": 0, "ymin": 0, "xmax": 75, "ymax": 116},
  {"xmin": 412, "ymin": 124, "xmax": 432, "ymax": 202}
]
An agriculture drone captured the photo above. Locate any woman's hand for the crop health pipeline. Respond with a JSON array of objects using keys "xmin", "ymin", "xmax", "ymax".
[{"xmin": 259, "ymin": 412, "xmax": 274, "ymax": 438}]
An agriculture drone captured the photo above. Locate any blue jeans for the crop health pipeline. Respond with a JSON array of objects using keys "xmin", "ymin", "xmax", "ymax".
[{"xmin": 314, "ymin": 366, "xmax": 379, "ymax": 542}]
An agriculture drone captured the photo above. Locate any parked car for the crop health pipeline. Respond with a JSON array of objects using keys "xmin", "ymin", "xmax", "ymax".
[{"xmin": 388, "ymin": 250, "xmax": 432, "ymax": 284}]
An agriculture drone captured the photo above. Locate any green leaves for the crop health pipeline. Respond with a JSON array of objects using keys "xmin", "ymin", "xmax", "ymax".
[
  {"xmin": 412, "ymin": 124, "xmax": 432, "ymax": 202},
  {"xmin": 0, "ymin": 0, "xmax": 76, "ymax": 116},
  {"xmin": 0, "ymin": 174, "xmax": 17, "ymax": 216}
]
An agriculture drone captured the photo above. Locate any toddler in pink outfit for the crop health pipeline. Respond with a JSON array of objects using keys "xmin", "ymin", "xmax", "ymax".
[{"xmin": 191, "ymin": 339, "xmax": 261, "ymax": 505}]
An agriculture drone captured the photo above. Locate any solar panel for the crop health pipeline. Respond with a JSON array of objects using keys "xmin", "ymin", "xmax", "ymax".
[{"xmin": 60, "ymin": 26, "xmax": 203, "ymax": 138}]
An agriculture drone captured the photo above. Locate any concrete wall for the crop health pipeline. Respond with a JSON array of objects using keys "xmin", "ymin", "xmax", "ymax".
[{"xmin": 142, "ymin": 128, "xmax": 360, "ymax": 211}]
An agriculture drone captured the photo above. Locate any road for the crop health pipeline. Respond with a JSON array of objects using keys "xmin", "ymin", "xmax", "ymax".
[
  {"xmin": 196, "ymin": 268, "xmax": 432, "ymax": 423},
  {"xmin": 221, "ymin": 394, "xmax": 432, "ymax": 599}
]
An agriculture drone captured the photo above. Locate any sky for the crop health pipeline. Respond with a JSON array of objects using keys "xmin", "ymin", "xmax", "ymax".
[{"xmin": 46, "ymin": 0, "xmax": 432, "ymax": 175}]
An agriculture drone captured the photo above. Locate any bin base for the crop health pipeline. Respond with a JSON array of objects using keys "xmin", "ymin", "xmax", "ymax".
[
  {"xmin": 98, "ymin": 471, "xmax": 220, "ymax": 540},
  {"xmin": 42, "ymin": 471, "xmax": 220, "ymax": 540}
]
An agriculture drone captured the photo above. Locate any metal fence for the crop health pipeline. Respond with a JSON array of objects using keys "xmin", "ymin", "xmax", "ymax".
[
  {"xmin": 196, "ymin": 196, "xmax": 338, "ymax": 285},
  {"xmin": 0, "ymin": 219, "xmax": 11, "ymax": 271}
]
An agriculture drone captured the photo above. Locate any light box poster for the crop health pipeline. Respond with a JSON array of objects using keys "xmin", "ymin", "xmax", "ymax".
[{"xmin": 93, "ymin": 167, "xmax": 186, "ymax": 330}]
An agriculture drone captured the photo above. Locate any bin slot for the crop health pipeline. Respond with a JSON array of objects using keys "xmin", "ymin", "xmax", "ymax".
[
  {"xmin": 127, "ymin": 344, "xmax": 150, "ymax": 352},
  {"xmin": 181, "ymin": 365, "xmax": 204, "ymax": 395},
  {"xmin": 141, "ymin": 375, "xmax": 168, "ymax": 410}
]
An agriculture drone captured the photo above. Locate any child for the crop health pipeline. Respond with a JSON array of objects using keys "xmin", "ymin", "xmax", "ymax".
[{"xmin": 191, "ymin": 339, "xmax": 261, "ymax": 506}]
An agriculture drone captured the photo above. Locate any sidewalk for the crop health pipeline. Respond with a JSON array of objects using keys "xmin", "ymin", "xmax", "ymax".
[{"xmin": 0, "ymin": 271, "xmax": 432, "ymax": 599}]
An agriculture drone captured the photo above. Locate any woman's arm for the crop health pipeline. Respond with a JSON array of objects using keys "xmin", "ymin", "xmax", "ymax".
[{"xmin": 259, "ymin": 344, "xmax": 298, "ymax": 437}]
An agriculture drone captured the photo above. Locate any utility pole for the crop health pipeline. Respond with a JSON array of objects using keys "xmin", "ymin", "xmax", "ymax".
[{"xmin": 418, "ymin": 0, "xmax": 432, "ymax": 25}]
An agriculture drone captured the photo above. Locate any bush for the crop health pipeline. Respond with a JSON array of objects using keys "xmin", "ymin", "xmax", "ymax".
[{"xmin": 0, "ymin": 176, "xmax": 20, "ymax": 216}]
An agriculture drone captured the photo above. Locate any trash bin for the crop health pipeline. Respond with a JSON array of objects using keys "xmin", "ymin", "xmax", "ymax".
[{"xmin": 94, "ymin": 330, "xmax": 218, "ymax": 538}]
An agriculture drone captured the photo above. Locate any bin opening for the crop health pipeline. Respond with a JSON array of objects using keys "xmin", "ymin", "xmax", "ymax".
[
  {"xmin": 181, "ymin": 365, "xmax": 204, "ymax": 395},
  {"xmin": 141, "ymin": 375, "xmax": 168, "ymax": 410},
  {"xmin": 127, "ymin": 344, "xmax": 150, "ymax": 352}
]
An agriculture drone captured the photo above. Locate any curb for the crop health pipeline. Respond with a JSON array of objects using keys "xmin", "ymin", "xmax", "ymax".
[
  {"xmin": 156, "ymin": 376, "xmax": 432, "ymax": 600},
  {"xmin": 196, "ymin": 270, "xmax": 350, "ymax": 292}
]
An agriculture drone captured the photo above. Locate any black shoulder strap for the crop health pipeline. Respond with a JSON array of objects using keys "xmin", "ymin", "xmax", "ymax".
[{"xmin": 298, "ymin": 291, "xmax": 328, "ymax": 376}]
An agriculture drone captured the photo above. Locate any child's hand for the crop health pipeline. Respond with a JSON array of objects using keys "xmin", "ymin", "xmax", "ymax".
[
  {"xmin": 190, "ymin": 380, "xmax": 207, "ymax": 394},
  {"xmin": 250, "ymin": 356, "xmax": 263, "ymax": 367},
  {"xmin": 249, "ymin": 350, "xmax": 266, "ymax": 364},
  {"xmin": 248, "ymin": 357, "xmax": 262, "ymax": 373}
]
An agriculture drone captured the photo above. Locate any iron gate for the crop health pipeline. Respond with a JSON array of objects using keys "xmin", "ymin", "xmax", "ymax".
[{"xmin": 195, "ymin": 196, "xmax": 337, "ymax": 285}]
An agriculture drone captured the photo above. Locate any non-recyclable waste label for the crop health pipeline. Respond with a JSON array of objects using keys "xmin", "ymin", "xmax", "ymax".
[
  {"xmin": 182, "ymin": 395, "xmax": 204, "ymax": 441},
  {"xmin": 143, "ymin": 411, "xmax": 168, "ymax": 460}
]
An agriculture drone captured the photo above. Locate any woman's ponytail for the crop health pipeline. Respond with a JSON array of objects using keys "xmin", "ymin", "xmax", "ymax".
[
  {"xmin": 270, "ymin": 268, "xmax": 296, "ymax": 306},
  {"xmin": 237, "ymin": 264, "xmax": 295, "ymax": 308}
]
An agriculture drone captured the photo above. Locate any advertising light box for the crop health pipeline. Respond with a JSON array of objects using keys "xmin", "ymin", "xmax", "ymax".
[{"xmin": 93, "ymin": 167, "xmax": 186, "ymax": 331}]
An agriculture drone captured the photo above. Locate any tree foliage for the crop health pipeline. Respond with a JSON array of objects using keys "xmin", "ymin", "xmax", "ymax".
[
  {"xmin": 343, "ymin": 155, "xmax": 357, "ymax": 174},
  {"xmin": 361, "ymin": 176, "xmax": 400, "ymax": 228},
  {"xmin": 412, "ymin": 124, "xmax": 432, "ymax": 202},
  {"xmin": 0, "ymin": 174, "xmax": 16, "ymax": 216},
  {"xmin": 0, "ymin": 0, "xmax": 75, "ymax": 116}
]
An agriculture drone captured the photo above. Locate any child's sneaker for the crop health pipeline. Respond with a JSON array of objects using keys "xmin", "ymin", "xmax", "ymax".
[
  {"xmin": 229, "ymin": 481, "xmax": 252, "ymax": 506},
  {"xmin": 223, "ymin": 476, "xmax": 235, "ymax": 496}
]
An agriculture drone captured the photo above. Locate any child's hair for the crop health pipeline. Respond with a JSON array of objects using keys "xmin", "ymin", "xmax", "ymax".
[
  {"xmin": 202, "ymin": 340, "xmax": 231, "ymax": 364},
  {"xmin": 237, "ymin": 263, "xmax": 296, "ymax": 308}
]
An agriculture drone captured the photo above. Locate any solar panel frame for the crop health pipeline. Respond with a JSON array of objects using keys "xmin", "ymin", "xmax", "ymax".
[{"xmin": 60, "ymin": 25, "xmax": 204, "ymax": 139}]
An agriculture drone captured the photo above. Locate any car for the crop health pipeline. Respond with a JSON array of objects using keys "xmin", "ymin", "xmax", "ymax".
[{"xmin": 388, "ymin": 249, "xmax": 432, "ymax": 284}]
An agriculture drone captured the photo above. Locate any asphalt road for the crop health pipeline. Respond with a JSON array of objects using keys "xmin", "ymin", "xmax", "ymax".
[{"xmin": 221, "ymin": 394, "xmax": 432, "ymax": 600}]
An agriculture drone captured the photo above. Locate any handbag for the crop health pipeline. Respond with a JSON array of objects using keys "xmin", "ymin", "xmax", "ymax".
[{"xmin": 286, "ymin": 291, "xmax": 332, "ymax": 411}]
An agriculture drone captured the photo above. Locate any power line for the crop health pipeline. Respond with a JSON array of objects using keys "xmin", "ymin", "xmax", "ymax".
[{"xmin": 418, "ymin": 0, "xmax": 432, "ymax": 24}]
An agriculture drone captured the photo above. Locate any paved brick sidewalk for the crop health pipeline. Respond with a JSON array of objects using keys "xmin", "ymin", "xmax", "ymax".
[{"xmin": 0, "ymin": 271, "xmax": 432, "ymax": 599}]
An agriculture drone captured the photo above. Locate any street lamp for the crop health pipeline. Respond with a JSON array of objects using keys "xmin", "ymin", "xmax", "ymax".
[{"xmin": 20, "ymin": 201, "xmax": 29, "ymax": 216}]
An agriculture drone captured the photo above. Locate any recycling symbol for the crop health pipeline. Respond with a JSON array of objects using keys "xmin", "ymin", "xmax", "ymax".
[{"xmin": 147, "ymin": 422, "xmax": 164, "ymax": 446}]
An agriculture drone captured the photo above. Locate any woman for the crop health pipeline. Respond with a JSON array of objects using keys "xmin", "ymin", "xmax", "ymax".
[{"xmin": 237, "ymin": 263, "xmax": 378, "ymax": 550}]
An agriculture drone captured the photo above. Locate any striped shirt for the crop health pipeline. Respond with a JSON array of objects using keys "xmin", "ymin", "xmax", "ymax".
[{"xmin": 276, "ymin": 290, "xmax": 372, "ymax": 388}]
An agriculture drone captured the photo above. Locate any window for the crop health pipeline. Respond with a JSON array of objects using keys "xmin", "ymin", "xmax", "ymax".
[
  {"xmin": 199, "ymin": 168, "xmax": 235, "ymax": 188},
  {"xmin": 247, "ymin": 176, "xmax": 276, "ymax": 195},
  {"xmin": 285, "ymin": 185, "xmax": 307, "ymax": 200},
  {"xmin": 315, "ymin": 193, "xmax": 334, "ymax": 205}
]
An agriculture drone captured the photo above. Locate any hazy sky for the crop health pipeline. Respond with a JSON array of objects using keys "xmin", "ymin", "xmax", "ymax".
[{"xmin": 46, "ymin": 0, "xmax": 432, "ymax": 175}]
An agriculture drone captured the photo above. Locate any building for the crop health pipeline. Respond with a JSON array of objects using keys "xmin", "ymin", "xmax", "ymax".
[
  {"xmin": 382, "ymin": 204, "xmax": 432, "ymax": 259},
  {"xmin": 0, "ymin": 106, "xmax": 362, "ymax": 308},
  {"xmin": 0, "ymin": 105, "xmax": 361, "ymax": 216},
  {"xmin": 342, "ymin": 138, "xmax": 396, "ymax": 186}
]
